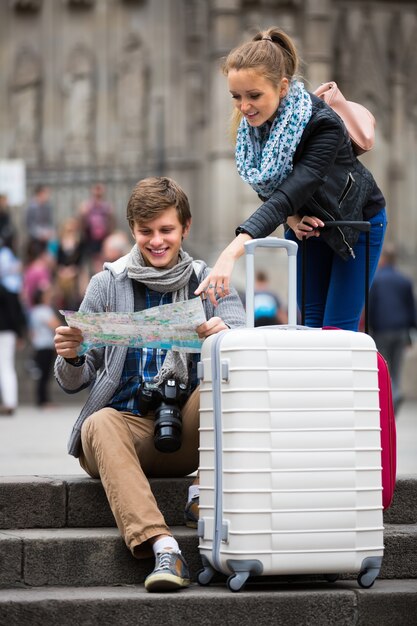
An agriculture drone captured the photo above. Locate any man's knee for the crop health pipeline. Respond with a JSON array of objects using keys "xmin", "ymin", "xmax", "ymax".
[{"xmin": 81, "ymin": 407, "xmax": 123, "ymax": 445}]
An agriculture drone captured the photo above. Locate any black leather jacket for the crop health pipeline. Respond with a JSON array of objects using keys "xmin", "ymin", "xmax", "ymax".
[{"xmin": 236, "ymin": 93, "xmax": 380, "ymax": 260}]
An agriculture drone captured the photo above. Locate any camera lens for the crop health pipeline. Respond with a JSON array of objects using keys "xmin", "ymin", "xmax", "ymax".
[{"xmin": 153, "ymin": 405, "xmax": 182, "ymax": 453}]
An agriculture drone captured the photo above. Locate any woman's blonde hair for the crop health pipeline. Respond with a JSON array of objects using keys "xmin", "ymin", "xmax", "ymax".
[{"xmin": 222, "ymin": 27, "xmax": 301, "ymax": 141}]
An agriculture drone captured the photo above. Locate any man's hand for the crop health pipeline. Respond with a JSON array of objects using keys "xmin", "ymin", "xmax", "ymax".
[
  {"xmin": 54, "ymin": 325, "xmax": 84, "ymax": 359},
  {"xmin": 196, "ymin": 317, "xmax": 228, "ymax": 339}
]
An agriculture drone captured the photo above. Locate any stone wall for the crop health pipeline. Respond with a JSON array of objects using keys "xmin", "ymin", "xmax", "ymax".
[
  {"xmin": 1, "ymin": 1, "xmax": 416, "ymax": 263},
  {"xmin": 1, "ymin": 0, "xmax": 416, "ymax": 394}
]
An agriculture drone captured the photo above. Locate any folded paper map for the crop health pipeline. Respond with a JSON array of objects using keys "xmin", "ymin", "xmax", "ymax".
[{"xmin": 61, "ymin": 298, "xmax": 206, "ymax": 354}]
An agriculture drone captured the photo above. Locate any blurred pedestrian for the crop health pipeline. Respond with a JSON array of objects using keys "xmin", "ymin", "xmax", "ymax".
[
  {"xmin": 0, "ymin": 235, "xmax": 27, "ymax": 416},
  {"xmin": 25, "ymin": 184, "xmax": 56, "ymax": 251},
  {"xmin": 56, "ymin": 217, "xmax": 88, "ymax": 310},
  {"xmin": 22, "ymin": 240, "xmax": 56, "ymax": 310},
  {"xmin": 101, "ymin": 230, "xmax": 131, "ymax": 263},
  {"xmin": 78, "ymin": 183, "xmax": 115, "ymax": 274},
  {"xmin": 254, "ymin": 269, "xmax": 287, "ymax": 326},
  {"xmin": 369, "ymin": 244, "xmax": 417, "ymax": 412},
  {"xmin": 0, "ymin": 194, "xmax": 15, "ymax": 245},
  {"xmin": 29, "ymin": 285, "xmax": 61, "ymax": 408}
]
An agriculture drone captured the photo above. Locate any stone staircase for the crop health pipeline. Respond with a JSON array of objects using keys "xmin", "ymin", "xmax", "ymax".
[{"xmin": 0, "ymin": 475, "xmax": 416, "ymax": 626}]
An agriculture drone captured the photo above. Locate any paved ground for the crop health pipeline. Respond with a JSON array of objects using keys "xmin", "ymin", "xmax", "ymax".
[{"xmin": 0, "ymin": 399, "xmax": 415, "ymax": 477}]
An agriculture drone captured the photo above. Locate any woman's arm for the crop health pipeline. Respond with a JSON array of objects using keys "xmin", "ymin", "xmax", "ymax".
[
  {"xmin": 194, "ymin": 232, "xmax": 252, "ymax": 305},
  {"xmin": 196, "ymin": 110, "xmax": 344, "ymax": 306}
]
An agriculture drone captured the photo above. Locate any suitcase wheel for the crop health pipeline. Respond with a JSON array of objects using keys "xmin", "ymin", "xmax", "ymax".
[
  {"xmin": 197, "ymin": 567, "xmax": 215, "ymax": 586},
  {"xmin": 324, "ymin": 574, "xmax": 339, "ymax": 583},
  {"xmin": 357, "ymin": 569, "xmax": 376, "ymax": 589},
  {"xmin": 227, "ymin": 572, "xmax": 249, "ymax": 592}
]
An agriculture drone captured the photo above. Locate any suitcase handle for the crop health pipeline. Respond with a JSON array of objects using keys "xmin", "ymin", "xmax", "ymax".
[
  {"xmin": 322, "ymin": 220, "xmax": 371, "ymax": 232},
  {"xmin": 244, "ymin": 237, "xmax": 298, "ymax": 328}
]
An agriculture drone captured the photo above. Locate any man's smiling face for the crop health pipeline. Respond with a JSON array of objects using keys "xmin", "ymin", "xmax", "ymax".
[{"xmin": 131, "ymin": 206, "xmax": 191, "ymax": 269}]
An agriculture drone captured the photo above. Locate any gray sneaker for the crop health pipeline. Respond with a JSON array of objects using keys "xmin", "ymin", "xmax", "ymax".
[
  {"xmin": 144, "ymin": 550, "xmax": 191, "ymax": 592},
  {"xmin": 184, "ymin": 494, "xmax": 199, "ymax": 529}
]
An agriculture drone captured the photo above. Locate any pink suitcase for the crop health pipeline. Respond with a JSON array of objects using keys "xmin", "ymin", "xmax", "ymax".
[
  {"xmin": 301, "ymin": 221, "xmax": 397, "ymax": 509},
  {"xmin": 377, "ymin": 352, "xmax": 396, "ymax": 509}
]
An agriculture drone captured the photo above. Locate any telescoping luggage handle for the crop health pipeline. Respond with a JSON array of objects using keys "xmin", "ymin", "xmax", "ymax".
[
  {"xmin": 244, "ymin": 237, "xmax": 298, "ymax": 328},
  {"xmin": 301, "ymin": 220, "xmax": 371, "ymax": 332}
]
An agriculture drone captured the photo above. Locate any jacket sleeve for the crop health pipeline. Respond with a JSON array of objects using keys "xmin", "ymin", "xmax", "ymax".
[
  {"xmin": 236, "ymin": 111, "xmax": 346, "ymax": 239},
  {"xmin": 54, "ymin": 273, "xmax": 108, "ymax": 393}
]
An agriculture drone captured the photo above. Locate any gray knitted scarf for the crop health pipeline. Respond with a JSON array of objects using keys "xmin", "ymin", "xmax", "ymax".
[{"xmin": 126, "ymin": 244, "xmax": 194, "ymax": 386}]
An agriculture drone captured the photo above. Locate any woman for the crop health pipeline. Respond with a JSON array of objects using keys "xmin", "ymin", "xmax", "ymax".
[
  {"xmin": 56, "ymin": 217, "xmax": 87, "ymax": 310},
  {"xmin": 196, "ymin": 27, "xmax": 387, "ymax": 331}
]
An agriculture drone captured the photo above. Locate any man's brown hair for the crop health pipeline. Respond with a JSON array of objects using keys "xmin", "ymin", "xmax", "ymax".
[{"xmin": 126, "ymin": 177, "xmax": 191, "ymax": 230}]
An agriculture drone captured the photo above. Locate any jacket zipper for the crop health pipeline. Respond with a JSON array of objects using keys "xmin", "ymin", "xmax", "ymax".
[
  {"xmin": 339, "ymin": 172, "xmax": 355, "ymax": 206},
  {"xmin": 314, "ymin": 204, "xmax": 356, "ymax": 259}
]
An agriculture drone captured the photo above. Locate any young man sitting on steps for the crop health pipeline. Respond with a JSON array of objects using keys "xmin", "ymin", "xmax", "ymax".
[{"xmin": 54, "ymin": 177, "xmax": 245, "ymax": 592}]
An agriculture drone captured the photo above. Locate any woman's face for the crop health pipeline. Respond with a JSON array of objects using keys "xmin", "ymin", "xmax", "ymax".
[{"xmin": 228, "ymin": 68, "xmax": 289, "ymax": 126}]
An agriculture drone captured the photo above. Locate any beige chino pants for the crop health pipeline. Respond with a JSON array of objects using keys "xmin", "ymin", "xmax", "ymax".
[{"xmin": 79, "ymin": 387, "xmax": 200, "ymax": 558}]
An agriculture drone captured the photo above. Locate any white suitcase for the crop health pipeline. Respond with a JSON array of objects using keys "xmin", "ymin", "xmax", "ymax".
[{"xmin": 197, "ymin": 238, "xmax": 384, "ymax": 592}]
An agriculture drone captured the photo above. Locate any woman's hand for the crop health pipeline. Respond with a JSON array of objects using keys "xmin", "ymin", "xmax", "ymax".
[
  {"xmin": 195, "ymin": 250, "xmax": 235, "ymax": 306},
  {"xmin": 288, "ymin": 215, "xmax": 324, "ymax": 241},
  {"xmin": 195, "ymin": 233, "xmax": 252, "ymax": 306},
  {"xmin": 54, "ymin": 325, "xmax": 83, "ymax": 359}
]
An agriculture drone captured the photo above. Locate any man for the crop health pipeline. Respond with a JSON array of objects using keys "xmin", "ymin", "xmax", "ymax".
[
  {"xmin": 101, "ymin": 230, "xmax": 131, "ymax": 263},
  {"xmin": 369, "ymin": 243, "xmax": 416, "ymax": 412},
  {"xmin": 54, "ymin": 177, "xmax": 245, "ymax": 592},
  {"xmin": 254, "ymin": 269, "xmax": 287, "ymax": 327},
  {"xmin": 78, "ymin": 182, "xmax": 115, "ymax": 273},
  {"xmin": 26, "ymin": 185, "xmax": 55, "ymax": 247}
]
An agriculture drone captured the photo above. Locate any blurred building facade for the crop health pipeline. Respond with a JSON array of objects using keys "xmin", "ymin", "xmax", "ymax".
[{"xmin": 0, "ymin": 0, "xmax": 416, "ymax": 283}]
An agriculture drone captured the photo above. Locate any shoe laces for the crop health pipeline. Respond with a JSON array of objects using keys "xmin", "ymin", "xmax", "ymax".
[{"xmin": 157, "ymin": 550, "xmax": 175, "ymax": 570}]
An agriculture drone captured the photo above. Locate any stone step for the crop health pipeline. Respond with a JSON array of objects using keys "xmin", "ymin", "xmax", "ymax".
[
  {"xmin": 0, "ymin": 475, "xmax": 416, "ymax": 530},
  {"xmin": 0, "ymin": 580, "xmax": 416, "ymax": 626},
  {"xmin": 0, "ymin": 524, "xmax": 416, "ymax": 588},
  {"xmin": 0, "ymin": 475, "xmax": 194, "ymax": 530},
  {"xmin": 0, "ymin": 526, "xmax": 197, "ymax": 588}
]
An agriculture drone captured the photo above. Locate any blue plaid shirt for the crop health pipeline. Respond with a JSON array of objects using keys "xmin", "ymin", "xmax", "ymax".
[{"xmin": 109, "ymin": 287, "xmax": 198, "ymax": 415}]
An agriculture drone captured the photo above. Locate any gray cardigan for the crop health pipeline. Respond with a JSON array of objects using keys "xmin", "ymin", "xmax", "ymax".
[{"xmin": 54, "ymin": 253, "xmax": 246, "ymax": 457}]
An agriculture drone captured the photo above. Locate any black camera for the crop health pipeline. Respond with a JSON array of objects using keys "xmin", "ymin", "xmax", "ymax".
[{"xmin": 137, "ymin": 379, "xmax": 189, "ymax": 453}]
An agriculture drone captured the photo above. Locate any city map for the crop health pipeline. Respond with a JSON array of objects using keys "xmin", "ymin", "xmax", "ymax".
[{"xmin": 61, "ymin": 298, "xmax": 206, "ymax": 354}]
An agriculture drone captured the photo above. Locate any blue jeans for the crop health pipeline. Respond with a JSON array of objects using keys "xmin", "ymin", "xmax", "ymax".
[{"xmin": 285, "ymin": 208, "xmax": 387, "ymax": 331}]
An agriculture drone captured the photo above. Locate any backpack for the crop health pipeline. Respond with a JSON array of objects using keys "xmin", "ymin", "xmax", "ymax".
[{"xmin": 313, "ymin": 81, "xmax": 375, "ymax": 155}]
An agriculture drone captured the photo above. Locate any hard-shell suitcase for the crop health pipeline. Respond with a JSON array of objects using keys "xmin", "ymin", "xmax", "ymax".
[
  {"xmin": 301, "ymin": 221, "xmax": 397, "ymax": 509},
  {"xmin": 197, "ymin": 237, "xmax": 384, "ymax": 592}
]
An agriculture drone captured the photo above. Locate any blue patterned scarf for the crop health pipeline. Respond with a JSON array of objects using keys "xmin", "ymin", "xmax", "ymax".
[{"xmin": 235, "ymin": 80, "xmax": 312, "ymax": 198}]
